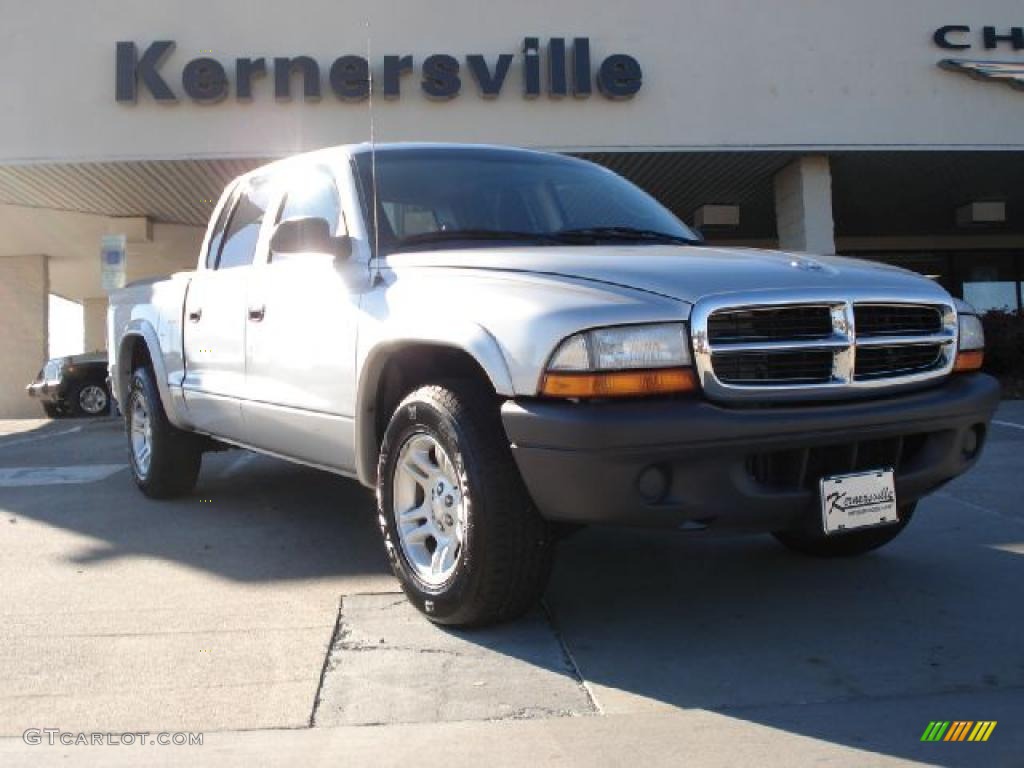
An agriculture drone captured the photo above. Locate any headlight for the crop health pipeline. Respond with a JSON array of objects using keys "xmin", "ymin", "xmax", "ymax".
[
  {"xmin": 958, "ymin": 314, "xmax": 984, "ymax": 351},
  {"xmin": 954, "ymin": 314, "xmax": 985, "ymax": 372},
  {"xmin": 542, "ymin": 323, "xmax": 697, "ymax": 398}
]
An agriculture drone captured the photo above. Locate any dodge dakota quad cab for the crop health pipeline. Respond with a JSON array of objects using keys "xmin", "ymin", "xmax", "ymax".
[{"xmin": 109, "ymin": 143, "xmax": 999, "ymax": 626}]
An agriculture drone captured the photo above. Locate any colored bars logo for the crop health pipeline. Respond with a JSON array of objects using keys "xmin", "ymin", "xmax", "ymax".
[{"xmin": 921, "ymin": 721, "xmax": 997, "ymax": 742}]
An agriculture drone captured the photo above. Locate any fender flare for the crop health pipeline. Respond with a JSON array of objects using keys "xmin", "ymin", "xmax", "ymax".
[
  {"xmin": 354, "ymin": 323, "xmax": 514, "ymax": 487},
  {"xmin": 116, "ymin": 320, "xmax": 190, "ymax": 430}
]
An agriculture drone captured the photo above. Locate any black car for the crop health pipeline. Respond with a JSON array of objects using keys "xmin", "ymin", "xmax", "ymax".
[{"xmin": 26, "ymin": 352, "xmax": 112, "ymax": 418}]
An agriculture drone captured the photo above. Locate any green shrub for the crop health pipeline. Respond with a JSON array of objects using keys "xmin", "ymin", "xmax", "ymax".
[{"xmin": 980, "ymin": 309, "xmax": 1024, "ymax": 380}]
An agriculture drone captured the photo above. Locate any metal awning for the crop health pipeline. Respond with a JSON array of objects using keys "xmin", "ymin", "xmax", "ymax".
[{"xmin": 1, "ymin": 150, "xmax": 1021, "ymax": 240}]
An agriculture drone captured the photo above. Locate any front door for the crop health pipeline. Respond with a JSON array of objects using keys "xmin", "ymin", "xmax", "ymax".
[{"xmin": 243, "ymin": 165, "xmax": 361, "ymax": 471}]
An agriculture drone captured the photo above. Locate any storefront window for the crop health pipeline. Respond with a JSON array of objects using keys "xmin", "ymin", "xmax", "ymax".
[
  {"xmin": 849, "ymin": 252, "xmax": 954, "ymax": 295},
  {"xmin": 961, "ymin": 253, "xmax": 1019, "ymax": 313},
  {"xmin": 847, "ymin": 251, "xmax": 1023, "ymax": 313}
]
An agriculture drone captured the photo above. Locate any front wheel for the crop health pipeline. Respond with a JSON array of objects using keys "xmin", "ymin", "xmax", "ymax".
[
  {"xmin": 377, "ymin": 382, "xmax": 554, "ymax": 627},
  {"xmin": 773, "ymin": 503, "xmax": 916, "ymax": 557},
  {"xmin": 69, "ymin": 381, "xmax": 110, "ymax": 417},
  {"xmin": 127, "ymin": 367, "xmax": 202, "ymax": 499}
]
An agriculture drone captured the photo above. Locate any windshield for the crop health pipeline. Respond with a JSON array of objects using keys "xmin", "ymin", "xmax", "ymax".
[{"xmin": 352, "ymin": 147, "xmax": 700, "ymax": 255}]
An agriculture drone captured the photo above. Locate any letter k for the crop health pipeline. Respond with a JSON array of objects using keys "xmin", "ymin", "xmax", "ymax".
[{"xmin": 116, "ymin": 41, "xmax": 177, "ymax": 102}]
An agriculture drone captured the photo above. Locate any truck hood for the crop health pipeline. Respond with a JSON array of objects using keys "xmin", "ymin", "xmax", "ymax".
[{"xmin": 385, "ymin": 246, "xmax": 948, "ymax": 304}]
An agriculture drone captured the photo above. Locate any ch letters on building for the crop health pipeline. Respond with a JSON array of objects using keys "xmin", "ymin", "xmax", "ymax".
[{"xmin": 115, "ymin": 39, "xmax": 643, "ymax": 104}]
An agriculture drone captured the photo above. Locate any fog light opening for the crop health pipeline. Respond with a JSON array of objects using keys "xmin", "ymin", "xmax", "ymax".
[
  {"xmin": 962, "ymin": 424, "xmax": 985, "ymax": 460},
  {"xmin": 636, "ymin": 464, "xmax": 671, "ymax": 504}
]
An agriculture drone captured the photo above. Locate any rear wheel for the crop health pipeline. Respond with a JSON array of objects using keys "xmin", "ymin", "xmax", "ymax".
[
  {"xmin": 377, "ymin": 381, "xmax": 554, "ymax": 627},
  {"xmin": 773, "ymin": 503, "xmax": 916, "ymax": 557},
  {"xmin": 127, "ymin": 366, "xmax": 202, "ymax": 499}
]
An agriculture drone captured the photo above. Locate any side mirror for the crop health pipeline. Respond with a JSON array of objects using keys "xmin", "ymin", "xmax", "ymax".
[{"xmin": 270, "ymin": 216, "xmax": 351, "ymax": 260}]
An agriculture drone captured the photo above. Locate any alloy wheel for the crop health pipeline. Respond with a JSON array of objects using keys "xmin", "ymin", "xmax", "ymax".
[
  {"xmin": 392, "ymin": 433, "xmax": 467, "ymax": 586},
  {"xmin": 78, "ymin": 384, "xmax": 108, "ymax": 415},
  {"xmin": 129, "ymin": 393, "xmax": 152, "ymax": 476}
]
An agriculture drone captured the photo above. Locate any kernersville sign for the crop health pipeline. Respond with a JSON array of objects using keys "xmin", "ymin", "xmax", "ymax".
[{"xmin": 115, "ymin": 39, "xmax": 643, "ymax": 104}]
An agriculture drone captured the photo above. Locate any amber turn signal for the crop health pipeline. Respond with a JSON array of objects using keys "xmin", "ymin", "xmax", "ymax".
[
  {"xmin": 953, "ymin": 349, "xmax": 984, "ymax": 373},
  {"xmin": 540, "ymin": 367, "xmax": 698, "ymax": 398}
]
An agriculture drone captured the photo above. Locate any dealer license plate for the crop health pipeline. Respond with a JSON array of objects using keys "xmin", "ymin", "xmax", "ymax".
[{"xmin": 820, "ymin": 469, "xmax": 898, "ymax": 535}]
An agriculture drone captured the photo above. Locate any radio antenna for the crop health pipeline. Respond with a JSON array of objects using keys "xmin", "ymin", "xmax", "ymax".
[{"xmin": 366, "ymin": 19, "xmax": 382, "ymax": 283}]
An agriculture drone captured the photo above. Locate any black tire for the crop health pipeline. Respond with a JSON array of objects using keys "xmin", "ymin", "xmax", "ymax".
[
  {"xmin": 42, "ymin": 402, "xmax": 62, "ymax": 419},
  {"xmin": 377, "ymin": 381, "xmax": 554, "ymax": 627},
  {"xmin": 67, "ymin": 381, "xmax": 110, "ymax": 417},
  {"xmin": 773, "ymin": 503, "xmax": 916, "ymax": 557},
  {"xmin": 126, "ymin": 366, "xmax": 202, "ymax": 499}
]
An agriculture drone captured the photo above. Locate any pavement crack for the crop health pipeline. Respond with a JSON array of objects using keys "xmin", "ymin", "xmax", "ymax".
[
  {"xmin": 486, "ymin": 706, "xmax": 581, "ymax": 722},
  {"xmin": 308, "ymin": 595, "xmax": 345, "ymax": 728},
  {"xmin": 336, "ymin": 642, "xmax": 462, "ymax": 656},
  {"xmin": 541, "ymin": 599, "xmax": 603, "ymax": 716}
]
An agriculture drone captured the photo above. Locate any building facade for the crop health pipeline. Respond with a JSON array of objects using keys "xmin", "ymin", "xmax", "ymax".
[{"xmin": 0, "ymin": 0, "xmax": 1022, "ymax": 415}]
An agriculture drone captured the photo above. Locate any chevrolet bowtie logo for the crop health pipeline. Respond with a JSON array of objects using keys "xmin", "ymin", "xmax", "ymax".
[{"xmin": 940, "ymin": 59, "xmax": 1024, "ymax": 91}]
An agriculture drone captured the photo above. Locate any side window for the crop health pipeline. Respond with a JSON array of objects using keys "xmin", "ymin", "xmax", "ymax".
[
  {"xmin": 204, "ymin": 187, "xmax": 236, "ymax": 269},
  {"xmin": 277, "ymin": 168, "xmax": 342, "ymax": 232},
  {"xmin": 217, "ymin": 177, "xmax": 272, "ymax": 269}
]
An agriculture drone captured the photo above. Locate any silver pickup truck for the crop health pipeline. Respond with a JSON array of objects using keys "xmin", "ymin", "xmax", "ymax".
[{"xmin": 109, "ymin": 143, "xmax": 999, "ymax": 626}]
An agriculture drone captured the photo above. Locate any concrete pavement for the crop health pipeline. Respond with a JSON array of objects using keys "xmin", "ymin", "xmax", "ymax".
[
  {"xmin": 0, "ymin": 417, "xmax": 394, "ymax": 734},
  {"xmin": 0, "ymin": 403, "xmax": 1023, "ymax": 766}
]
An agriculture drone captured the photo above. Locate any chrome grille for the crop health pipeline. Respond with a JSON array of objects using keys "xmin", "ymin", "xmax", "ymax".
[
  {"xmin": 854, "ymin": 304, "xmax": 943, "ymax": 336},
  {"xmin": 855, "ymin": 344, "xmax": 944, "ymax": 380},
  {"xmin": 690, "ymin": 294, "xmax": 958, "ymax": 402},
  {"xmin": 713, "ymin": 349, "xmax": 834, "ymax": 385},
  {"xmin": 708, "ymin": 306, "xmax": 833, "ymax": 343}
]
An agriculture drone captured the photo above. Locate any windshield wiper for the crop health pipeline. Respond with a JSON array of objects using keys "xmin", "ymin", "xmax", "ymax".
[
  {"xmin": 554, "ymin": 227, "xmax": 703, "ymax": 245},
  {"xmin": 390, "ymin": 229, "xmax": 563, "ymax": 251},
  {"xmin": 387, "ymin": 226, "xmax": 702, "ymax": 253}
]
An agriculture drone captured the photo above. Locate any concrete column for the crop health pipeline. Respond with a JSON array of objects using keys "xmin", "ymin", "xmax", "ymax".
[
  {"xmin": 774, "ymin": 156, "xmax": 836, "ymax": 255},
  {"xmin": 82, "ymin": 297, "xmax": 108, "ymax": 352},
  {"xmin": 0, "ymin": 254, "xmax": 49, "ymax": 418}
]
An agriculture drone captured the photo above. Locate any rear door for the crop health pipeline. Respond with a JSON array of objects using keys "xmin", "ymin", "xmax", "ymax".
[{"xmin": 182, "ymin": 175, "xmax": 273, "ymax": 441}]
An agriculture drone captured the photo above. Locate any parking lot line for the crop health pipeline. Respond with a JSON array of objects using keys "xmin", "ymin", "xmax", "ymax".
[
  {"xmin": 992, "ymin": 419, "xmax": 1024, "ymax": 431},
  {"xmin": 0, "ymin": 426, "xmax": 83, "ymax": 450},
  {"xmin": 0, "ymin": 465, "xmax": 126, "ymax": 487}
]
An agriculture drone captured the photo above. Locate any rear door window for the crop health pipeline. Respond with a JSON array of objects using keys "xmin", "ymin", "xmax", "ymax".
[
  {"xmin": 216, "ymin": 176, "xmax": 273, "ymax": 269},
  {"xmin": 204, "ymin": 186, "xmax": 236, "ymax": 269}
]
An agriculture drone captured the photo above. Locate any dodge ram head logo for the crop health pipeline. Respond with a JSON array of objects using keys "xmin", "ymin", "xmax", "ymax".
[{"xmin": 939, "ymin": 59, "xmax": 1024, "ymax": 91}]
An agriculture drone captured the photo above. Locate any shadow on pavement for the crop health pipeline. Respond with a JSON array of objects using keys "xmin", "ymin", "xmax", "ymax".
[
  {"xmin": 0, "ymin": 418, "xmax": 389, "ymax": 583},
  {"xmin": 535, "ymin": 417, "xmax": 1024, "ymax": 765},
  {"xmin": 2, "ymin": 413, "xmax": 1022, "ymax": 763}
]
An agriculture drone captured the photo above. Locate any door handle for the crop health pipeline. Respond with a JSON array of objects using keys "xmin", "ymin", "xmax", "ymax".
[
  {"xmin": 188, "ymin": 308, "xmax": 202, "ymax": 323},
  {"xmin": 248, "ymin": 305, "xmax": 266, "ymax": 322}
]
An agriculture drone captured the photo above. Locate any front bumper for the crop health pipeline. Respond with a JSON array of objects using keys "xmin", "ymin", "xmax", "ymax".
[
  {"xmin": 501, "ymin": 373, "xmax": 1001, "ymax": 531},
  {"xmin": 25, "ymin": 381, "xmax": 63, "ymax": 404}
]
